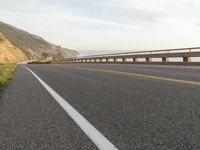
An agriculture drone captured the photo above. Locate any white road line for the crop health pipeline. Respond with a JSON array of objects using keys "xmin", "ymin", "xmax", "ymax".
[{"xmin": 24, "ymin": 67, "xmax": 118, "ymax": 150}]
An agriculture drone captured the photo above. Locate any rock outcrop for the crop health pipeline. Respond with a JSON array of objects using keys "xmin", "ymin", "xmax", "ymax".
[{"xmin": 0, "ymin": 21, "xmax": 79, "ymax": 63}]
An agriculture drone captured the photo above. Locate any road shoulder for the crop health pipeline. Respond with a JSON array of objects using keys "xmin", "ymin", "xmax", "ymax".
[{"xmin": 0, "ymin": 67, "xmax": 97, "ymax": 150}]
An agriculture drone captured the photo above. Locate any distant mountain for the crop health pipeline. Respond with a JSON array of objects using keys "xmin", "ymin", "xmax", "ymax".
[{"xmin": 0, "ymin": 21, "xmax": 79, "ymax": 63}]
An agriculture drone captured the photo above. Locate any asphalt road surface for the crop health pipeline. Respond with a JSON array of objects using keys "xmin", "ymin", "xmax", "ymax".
[{"xmin": 1, "ymin": 63, "xmax": 200, "ymax": 150}]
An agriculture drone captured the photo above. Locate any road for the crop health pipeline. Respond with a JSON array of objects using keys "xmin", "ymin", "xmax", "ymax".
[{"xmin": 0, "ymin": 63, "xmax": 200, "ymax": 150}]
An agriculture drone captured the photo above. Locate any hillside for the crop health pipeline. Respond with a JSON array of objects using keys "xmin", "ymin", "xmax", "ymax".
[
  {"xmin": 0, "ymin": 21, "xmax": 79, "ymax": 63},
  {"xmin": 0, "ymin": 33, "xmax": 27, "ymax": 64}
]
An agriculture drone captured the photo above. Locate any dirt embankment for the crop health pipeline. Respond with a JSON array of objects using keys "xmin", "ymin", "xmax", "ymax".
[{"xmin": 0, "ymin": 33, "xmax": 27, "ymax": 64}]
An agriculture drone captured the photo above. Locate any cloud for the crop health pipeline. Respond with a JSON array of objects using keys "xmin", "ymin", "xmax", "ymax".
[
  {"xmin": 0, "ymin": 0, "xmax": 139, "ymax": 29},
  {"xmin": 2, "ymin": 0, "xmax": 198, "ymax": 29},
  {"xmin": 196, "ymin": 22, "xmax": 200, "ymax": 26},
  {"xmin": 59, "ymin": 0, "xmax": 165, "ymax": 24},
  {"xmin": 105, "ymin": 8, "xmax": 163, "ymax": 24},
  {"xmin": 1, "ymin": 0, "xmax": 200, "ymax": 50}
]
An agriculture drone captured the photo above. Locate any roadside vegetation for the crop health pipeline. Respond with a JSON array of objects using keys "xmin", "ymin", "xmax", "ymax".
[{"xmin": 0, "ymin": 64, "xmax": 16, "ymax": 94}]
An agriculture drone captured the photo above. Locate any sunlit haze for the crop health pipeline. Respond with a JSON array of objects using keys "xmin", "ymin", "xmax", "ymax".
[{"xmin": 1, "ymin": 0, "xmax": 200, "ymax": 54}]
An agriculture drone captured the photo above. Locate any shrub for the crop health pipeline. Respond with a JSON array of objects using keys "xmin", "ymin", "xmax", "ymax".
[{"xmin": 0, "ymin": 64, "xmax": 16, "ymax": 87}]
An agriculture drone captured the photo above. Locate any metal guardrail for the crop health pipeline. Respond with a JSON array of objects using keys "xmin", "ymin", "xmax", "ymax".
[
  {"xmin": 51, "ymin": 47, "xmax": 200, "ymax": 65},
  {"xmin": 77, "ymin": 47, "xmax": 200, "ymax": 59}
]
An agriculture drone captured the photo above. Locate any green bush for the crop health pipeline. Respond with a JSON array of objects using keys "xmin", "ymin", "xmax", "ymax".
[{"xmin": 0, "ymin": 64, "xmax": 16, "ymax": 88}]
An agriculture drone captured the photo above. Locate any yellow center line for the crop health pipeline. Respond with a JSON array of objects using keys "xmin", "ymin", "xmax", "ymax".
[{"xmin": 65, "ymin": 66, "xmax": 200, "ymax": 86}]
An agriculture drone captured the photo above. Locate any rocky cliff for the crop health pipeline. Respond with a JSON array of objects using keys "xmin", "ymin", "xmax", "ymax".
[{"xmin": 0, "ymin": 21, "xmax": 79, "ymax": 63}]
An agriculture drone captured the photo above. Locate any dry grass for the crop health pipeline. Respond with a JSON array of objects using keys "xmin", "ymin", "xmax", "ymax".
[{"xmin": 0, "ymin": 64, "xmax": 16, "ymax": 89}]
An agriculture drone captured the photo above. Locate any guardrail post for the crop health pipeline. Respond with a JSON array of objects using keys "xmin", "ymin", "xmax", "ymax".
[
  {"xmin": 146, "ymin": 58, "xmax": 152, "ymax": 62},
  {"xmin": 133, "ymin": 58, "xmax": 138, "ymax": 62},
  {"xmin": 183, "ymin": 57, "xmax": 191, "ymax": 62},
  {"xmin": 113, "ymin": 58, "xmax": 116, "ymax": 62},
  {"xmin": 122, "ymin": 58, "xmax": 126, "ymax": 63},
  {"xmin": 106, "ymin": 58, "xmax": 109, "ymax": 63},
  {"xmin": 162, "ymin": 57, "xmax": 169, "ymax": 62}
]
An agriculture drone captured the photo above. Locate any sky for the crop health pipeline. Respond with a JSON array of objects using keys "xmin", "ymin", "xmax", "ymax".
[{"xmin": 0, "ymin": 0, "xmax": 200, "ymax": 54}]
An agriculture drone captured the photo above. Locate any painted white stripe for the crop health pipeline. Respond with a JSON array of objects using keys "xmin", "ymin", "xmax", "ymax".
[{"xmin": 24, "ymin": 67, "xmax": 118, "ymax": 150}]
